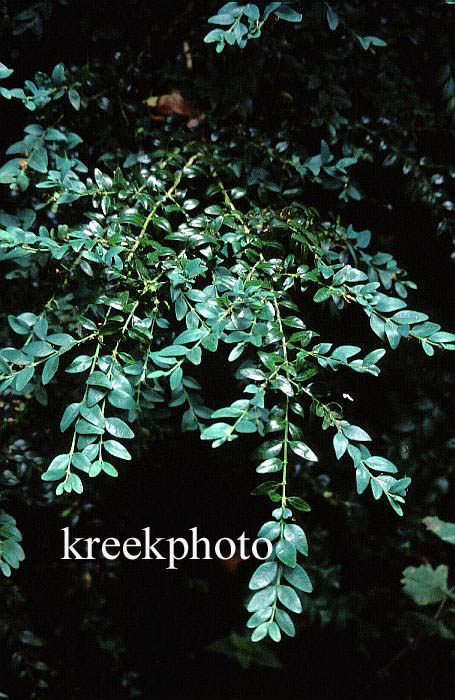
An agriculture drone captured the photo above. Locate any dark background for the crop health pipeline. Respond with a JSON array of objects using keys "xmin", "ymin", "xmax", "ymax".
[{"xmin": 0, "ymin": 1, "xmax": 454, "ymax": 698}]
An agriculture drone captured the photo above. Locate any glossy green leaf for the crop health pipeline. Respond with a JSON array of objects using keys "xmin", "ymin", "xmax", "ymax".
[
  {"xmin": 108, "ymin": 389, "xmax": 136, "ymax": 410},
  {"xmin": 42, "ymin": 354, "xmax": 59, "ymax": 385},
  {"xmin": 277, "ymin": 585, "xmax": 302, "ymax": 613},
  {"xmin": 105, "ymin": 417, "xmax": 134, "ymax": 439},
  {"xmin": 103, "ymin": 440, "xmax": 132, "ymax": 460},
  {"xmin": 284, "ymin": 524, "xmax": 308, "ymax": 555},
  {"xmin": 60, "ymin": 403, "xmax": 81, "ymax": 432},
  {"xmin": 86, "ymin": 371, "xmax": 112, "ymax": 390},
  {"xmin": 276, "ymin": 539, "xmax": 296, "ymax": 567},
  {"xmin": 283, "ymin": 564, "xmax": 313, "ymax": 593},
  {"xmin": 247, "ymin": 585, "xmax": 277, "ymax": 612},
  {"xmin": 290, "ymin": 441, "xmax": 318, "ymax": 461},
  {"xmin": 249, "ymin": 562, "xmax": 278, "ymax": 590},
  {"xmin": 15, "ymin": 366, "xmax": 35, "ymax": 391},
  {"xmin": 364, "ymin": 456, "xmax": 397, "ymax": 473},
  {"xmin": 287, "ymin": 497, "xmax": 311, "ymax": 512}
]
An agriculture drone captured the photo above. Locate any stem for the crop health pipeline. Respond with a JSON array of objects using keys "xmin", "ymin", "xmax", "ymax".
[
  {"xmin": 273, "ymin": 297, "xmax": 291, "ymax": 509},
  {"xmin": 126, "ymin": 152, "xmax": 202, "ymax": 264}
]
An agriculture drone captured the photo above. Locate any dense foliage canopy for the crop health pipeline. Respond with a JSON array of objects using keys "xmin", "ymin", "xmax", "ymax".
[{"xmin": 0, "ymin": 1, "xmax": 454, "ymax": 698}]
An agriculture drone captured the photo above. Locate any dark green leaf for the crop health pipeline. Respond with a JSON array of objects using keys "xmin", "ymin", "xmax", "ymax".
[{"xmin": 42, "ymin": 355, "xmax": 59, "ymax": 385}]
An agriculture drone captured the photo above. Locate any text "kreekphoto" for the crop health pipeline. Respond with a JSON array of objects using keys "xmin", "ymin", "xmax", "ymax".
[{"xmin": 62, "ymin": 527, "xmax": 273, "ymax": 570}]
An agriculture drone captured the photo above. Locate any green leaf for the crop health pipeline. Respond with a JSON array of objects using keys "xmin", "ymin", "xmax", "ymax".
[
  {"xmin": 401, "ymin": 564, "xmax": 448, "ymax": 605},
  {"xmin": 0, "ymin": 561, "xmax": 11, "ymax": 577},
  {"xmin": 170, "ymin": 366, "xmax": 184, "ymax": 390},
  {"xmin": 272, "ymin": 376, "xmax": 294, "ymax": 396},
  {"xmin": 268, "ymin": 621, "xmax": 281, "ymax": 642},
  {"xmin": 34, "ymin": 318, "xmax": 48, "ymax": 340},
  {"xmin": 247, "ymin": 585, "xmax": 277, "ymax": 612},
  {"xmin": 331, "ymin": 345, "xmax": 360, "ymax": 361},
  {"xmin": 236, "ymin": 420, "xmax": 256, "ymax": 434},
  {"xmin": 66, "ymin": 355, "xmax": 92, "ymax": 373},
  {"xmin": 15, "ymin": 366, "xmax": 35, "ymax": 391},
  {"xmin": 287, "ymin": 497, "xmax": 311, "ymax": 512},
  {"xmin": 391, "ymin": 310, "xmax": 429, "ymax": 325},
  {"xmin": 75, "ymin": 418, "xmax": 104, "ymax": 435},
  {"xmin": 68, "ymin": 88, "xmax": 81, "ymax": 110},
  {"xmin": 363, "ymin": 349, "xmax": 386, "ymax": 366},
  {"xmin": 313, "ymin": 288, "xmax": 331, "ymax": 303},
  {"xmin": 80, "ymin": 404, "xmax": 105, "ymax": 428},
  {"xmin": 8, "ymin": 315, "xmax": 29, "ymax": 335},
  {"xmin": 275, "ymin": 608, "xmax": 295, "ymax": 637},
  {"xmin": 200, "ymin": 423, "xmax": 232, "ymax": 440},
  {"xmin": 374, "ymin": 297, "xmax": 406, "ymax": 313},
  {"xmin": 89, "ymin": 461, "xmax": 102, "ymax": 477},
  {"xmin": 0, "ymin": 158, "xmax": 21, "ymax": 183},
  {"xmin": 52, "ymin": 63, "xmax": 65, "ymax": 84},
  {"xmin": 156, "ymin": 345, "xmax": 187, "ymax": 357},
  {"xmin": 86, "ymin": 371, "xmax": 112, "ymax": 390},
  {"xmin": 251, "ymin": 481, "xmax": 281, "ymax": 496},
  {"xmin": 204, "ymin": 28, "xmax": 226, "ymax": 43},
  {"xmin": 42, "ymin": 354, "xmax": 59, "ymax": 385},
  {"xmin": 101, "ymin": 461, "xmax": 118, "ymax": 477},
  {"xmin": 0, "ymin": 62, "xmax": 14, "ymax": 80},
  {"xmin": 105, "ymin": 417, "xmax": 134, "ymax": 439},
  {"xmin": 174, "ymin": 329, "xmax": 205, "ymax": 344},
  {"xmin": 71, "ymin": 473, "xmax": 84, "ymax": 494},
  {"xmin": 341, "ymin": 424, "xmax": 371, "ymax": 441},
  {"xmin": 283, "ymin": 564, "xmax": 313, "ymax": 593},
  {"xmin": 41, "ymin": 469, "xmax": 66, "ymax": 481},
  {"xmin": 82, "ymin": 444, "xmax": 98, "ymax": 461},
  {"xmin": 175, "ymin": 296, "xmax": 187, "ymax": 321},
  {"xmin": 47, "ymin": 453, "xmax": 69, "ymax": 472},
  {"xmin": 364, "ymin": 456, "xmax": 397, "ymax": 473},
  {"xmin": 257, "ymin": 521, "xmax": 281, "ymax": 541},
  {"xmin": 251, "ymin": 623, "xmax": 268, "ymax": 642},
  {"xmin": 276, "ymin": 539, "xmax": 296, "ymax": 567},
  {"xmin": 72, "ymin": 452, "xmax": 92, "ymax": 473},
  {"xmin": 370, "ymin": 313, "xmax": 385, "ymax": 340},
  {"xmin": 326, "ymin": 6, "xmax": 339, "ymax": 31},
  {"xmin": 256, "ymin": 457, "xmax": 283, "ymax": 474},
  {"xmin": 249, "ymin": 562, "xmax": 278, "ymax": 590},
  {"xmin": 274, "ymin": 6, "xmax": 302, "ymax": 22},
  {"xmin": 385, "ymin": 322, "xmax": 401, "ymax": 350},
  {"xmin": 104, "ymin": 440, "xmax": 132, "ymax": 460},
  {"xmin": 60, "ymin": 402, "xmax": 81, "ymax": 432},
  {"xmin": 333, "ymin": 432, "xmax": 348, "ymax": 459},
  {"xmin": 355, "ymin": 465, "xmax": 370, "ymax": 494},
  {"xmin": 23, "ymin": 341, "xmax": 53, "ymax": 357},
  {"xmin": 207, "ymin": 13, "xmax": 234, "ymax": 26},
  {"xmin": 422, "ymin": 517, "xmax": 455, "ymax": 545},
  {"xmin": 2, "ymin": 540, "xmax": 25, "ymax": 567},
  {"xmin": 108, "ymin": 389, "xmax": 136, "ymax": 410},
  {"xmin": 290, "ymin": 441, "xmax": 318, "ymax": 461},
  {"xmin": 277, "ymin": 585, "xmax": 302, "ymax": 613},
  {"xmin": 284, "ymin": 524, "xmax": 308, "ymax": 555},
  {"xmin": 28, "ymin": 145, "xmax": 48, "ymax": 173}
]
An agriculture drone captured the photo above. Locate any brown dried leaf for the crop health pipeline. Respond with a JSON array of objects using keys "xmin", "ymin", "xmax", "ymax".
[{"xmin": 144, "ymin": 90, "xmax": 205, "ymax": 128}]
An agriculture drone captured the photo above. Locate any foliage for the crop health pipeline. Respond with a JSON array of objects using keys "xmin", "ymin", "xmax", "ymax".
[
  {"xmin": 0, "ymin": 46, "xmax": 453, "ymax": 642},
  {"xmin": 0, "ymin": 512, "xmax": 24, "ymax": 577},
  {"xmin": 401, "ymin": 517, "xmax": 454, "ymax": 645},
  {"xmin": 0, "ymin": 0, "xmax": 454, "ymax": 696}
]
